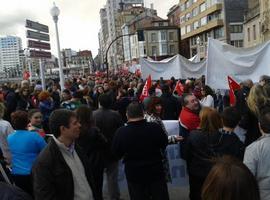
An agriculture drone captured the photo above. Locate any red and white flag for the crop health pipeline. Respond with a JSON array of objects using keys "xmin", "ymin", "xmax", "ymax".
[
  {"xmin": 228, "ymin": 76, "xmax": 241, "ymax": 106},
  {"xmin": 174, "ymin": 80, "xmax": 184, "ymax": 96},
  {"xmin": 140, "ymin": 75, "xmax": 152, "ymax": 102},
  {"xmin": 23, "ymin": 71, "xmax": 30, "ymax": 80}
]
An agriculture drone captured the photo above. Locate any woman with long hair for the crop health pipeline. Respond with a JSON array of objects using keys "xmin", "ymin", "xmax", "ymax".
[
  {"xmin": 184, "ymin": 107, "xmax": 223, "ymax": 200},
  {"xmin": 76, "ymin": 105, "xmax": 107, "ymax": 200},
  {"xmin": 16, "ymin": 87, "xmax": 32, "ymax": 111},
  {"xmin": 28, "ymin": 109, "xmax": 46, "ymax": 138},
  {"xmin": 200, "ymin": 85, "xmax": 215, "ymax": 108}
]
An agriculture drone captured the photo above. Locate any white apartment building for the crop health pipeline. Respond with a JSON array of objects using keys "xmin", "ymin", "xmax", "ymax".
[{"xmin": 0, "ymin": 36, "xmax": 22, "ymax": 72}]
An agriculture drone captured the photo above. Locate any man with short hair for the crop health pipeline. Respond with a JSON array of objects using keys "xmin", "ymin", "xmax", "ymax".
[
  {"xmin": 93, "ymin": 94, "xmax": 123, "ymax": 200},
  {"xmin": 32, "ymin": 109, "xmax": 99, "ymax": 200},
  {"xmin": 244, "ymin": 112, "xmax": 270, "ymax": 200},
  {"xmin": 179, "ymin": 94, "xmax": 200, "ymax": 132},
  {"xmin": 112, "ymin": 102, "xmax": 169, "ymax": 200}
]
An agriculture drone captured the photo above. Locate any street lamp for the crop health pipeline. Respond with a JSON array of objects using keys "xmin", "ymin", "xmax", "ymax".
[{"xmin": 50, "ymin": 2, "xmax": 65, "ymax": 90}]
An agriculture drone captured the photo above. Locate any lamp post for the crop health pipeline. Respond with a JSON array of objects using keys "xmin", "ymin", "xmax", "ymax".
[
  {"xmin": 50, "ymin": 2, "xmax": 65, "ymax": 90},
  {"xmin": 196, "ymin": 36, "xmax": 201, "ymax": 61}
]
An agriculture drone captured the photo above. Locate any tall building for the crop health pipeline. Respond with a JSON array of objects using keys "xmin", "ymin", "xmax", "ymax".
[
  {"xmin": 100, "ymin": 0, "xmax": 144, "ymax": 69},
  {"xmin": 243, "ymin": 0, "xmax": 261, "ymax": 47},
  {"xmin": 179, "ymin": 0, "xmax": 248, "ymax": 58},
  {"xmin": 0, "ymin": 36, "xmax": 22, "ymax": 72}
]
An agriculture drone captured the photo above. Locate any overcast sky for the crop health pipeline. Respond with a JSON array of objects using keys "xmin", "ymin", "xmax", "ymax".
[{"xmin": 0, "ymin": 0, "xmax": 178, "ymax": 57}]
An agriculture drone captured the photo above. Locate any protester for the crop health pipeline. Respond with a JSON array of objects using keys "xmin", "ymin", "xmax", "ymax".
[
  {"xmin": 8, "ymin": 111, "xmax": 46, "ymax": 195},
  {"xmin": 16, "ymin": 87, "xmax": 32, "ymax": 111},
  {"xmin": 200, "ymin": 85, "xmax": 214, "ymax": 108},
  {"xmin": 112, "ymin": 102, "xmax": 169, "ymax": 200},
  {"xmin": 93, "ymin": 94, "xmax": 123, "ymax": 200},
  {"xmin": 160, "ymin": 84, "xmax": 181, "ymax": 120},
  {"xmin": 76, "ymin": 105, "xmax": 107, "ymax": 200},
  {"xmin": 32, "ymin": 109, "xmax": 99, "ymax": 200},
  {"xmin": 179, "ymin": 94, "xmax": 200, "ymax": 132},
  {"xmin": 202, "ymin": 156, "xmax": 260, "ymax": 200},
  {"xmin": 28, "ymin": 109, "xmax": 46, "ymax": 138},
  {"xmin": 244, "ymin": 111, "xmax": 270, "ymax": 200},
  {"xmin": 0, "ymin": 103, "xmax": 13, "ymax": 165}
]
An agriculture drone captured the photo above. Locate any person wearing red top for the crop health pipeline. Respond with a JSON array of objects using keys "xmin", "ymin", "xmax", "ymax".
[{"xmin": 179, "ymin": 94, "xmax": 200, "ymax": 131}]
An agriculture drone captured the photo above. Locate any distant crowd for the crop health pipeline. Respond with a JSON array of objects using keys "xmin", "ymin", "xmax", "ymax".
[{"xmin": 0, "ymin": 72, "xmax": 270, "ymax": 200}]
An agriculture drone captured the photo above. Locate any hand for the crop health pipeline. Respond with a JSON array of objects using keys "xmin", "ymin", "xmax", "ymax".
[{"xmin": 175, "ymin": 135, "xmax": 184, "ymax": 142}]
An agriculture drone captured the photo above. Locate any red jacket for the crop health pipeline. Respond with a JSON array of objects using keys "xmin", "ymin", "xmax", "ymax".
[{"xmin": 179, "ymin": 107, "xmax": 200, "ymax": 131}]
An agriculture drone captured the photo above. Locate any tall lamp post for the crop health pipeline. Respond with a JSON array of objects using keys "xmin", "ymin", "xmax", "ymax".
[
  {"xmin": 196, "ymin": 36, "xmax": 201, "ymax": 61},
  {"xmin": 50, "ymin": 2, "xmax": 65, "ymax": 90}
]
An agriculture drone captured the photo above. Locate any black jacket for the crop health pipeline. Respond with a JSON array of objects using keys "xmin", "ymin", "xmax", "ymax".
[
  {"xmin": 184, "ymin": 129, "xmax": 245, "ymax": 179},
  {"xmin": 93, "ymin": 108, "xmax": 123, "ymax": 162},
  {"xmin": 0, "ymin": 182, "xmax": 32, "ymax": 200},
  {"xmin": 112, "ymin": 120, "xmax": 168, "ymax": 183},
  {"xmin": 32, "ymin": 139, "xmax": 100, "ymax": 200}
]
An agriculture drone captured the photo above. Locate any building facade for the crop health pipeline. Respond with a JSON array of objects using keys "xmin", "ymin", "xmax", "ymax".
[
  {"xmin": 179, "ymin": 0, "xmax": 248, "ymax": 58},
  {"xmin": 0, "ymin": 36, "xmax": 22, "ymax": 72},
  {"xmin": 243, "ymin": 0, "xmax": 261, "ymax": 47}
]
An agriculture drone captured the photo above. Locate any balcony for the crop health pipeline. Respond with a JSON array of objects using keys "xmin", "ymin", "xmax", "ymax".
[{"xmin": 181, "ymin": 19, "xmax": 224, "ymax": 39}]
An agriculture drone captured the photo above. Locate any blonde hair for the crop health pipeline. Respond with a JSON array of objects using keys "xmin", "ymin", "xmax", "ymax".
[{"xmin": 247, "ymin": 84, "xmax": 270, "ymax": 117}]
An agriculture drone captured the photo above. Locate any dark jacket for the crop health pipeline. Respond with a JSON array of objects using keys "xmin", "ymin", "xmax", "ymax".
[
  {"xmin": 112, "ymin": 120, "xmax": 168, "ymax": 183},
  {"xmin": 16, "ymin": 96, "xmax": 32, "ymax": 111},
  {"xmin": 184, "ymin": 129, "xmax": 245, "ymax": 179},
  {"xmin": 0, "ymin": 182, "xmax": 33, "ymax": 200},
  {"xmin": 3, "ymin": 90, "xmax": 17, "ymax": 121},
  {"xmin": 93, "ymin": 108, "xmax": 123, "ymax": 162},
  {"xmin": 160, "ymin": 93, "xmax": 181, "ymax": 120},
  {"xmin": 32, "ymin": 139, "xmax": 99, "ymax": 200}
]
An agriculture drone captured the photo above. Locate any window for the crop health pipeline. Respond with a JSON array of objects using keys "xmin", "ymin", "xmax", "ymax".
[
  {"xmin": 152, "ymin": 46, "xmax": 157, "ymax": 55},
  {"xmin": 201, "ymin": 16, "xmax": 207, "ymax": 26},
  {"xmin": 161, "ymin": 31, "xmax": 167, "ymax": 41},
  {"xmin": 194, "ymin": 21, "xmax": 199, "ymax": 29},
  {"xmin": 200, "ymin": 3, "xmax": 206, "ymax": 12},
  {"xmin": 180, "ymin": 4, "xmax": 185, "ymax": 12},
  {"xmin": 192, "ymin": 7, "xmax": 199, "ymax": 17},
  {"xmin": 162, "ymin": 44, "xmax": 168, "ymax": 54},
  {"xmin": 230, "ymin": 25, "xmax": 243, "ymax": 33},
  {"xmin": 181, "ymin": 27, "xmax": 186, "ymax": 36},
  {"xmin": 214, "ymin": 27, "xmax": 224, "ymax": 38},
  {"xmin": 169, "ymin": 32, "xmax": 174, "ymax": 41},
  {"xmin": 253, "ymin": 25, "xmax": 256, "ymax": 40},
  {"xmin": 186, "ymin": 12, "xmax": 191, "ymax": 21},
  {"xmin": 231, "ymin": 40, "xmax": 243, "ymax": 47},
  {"xmin": 170, "ymin": 45, "xmax": 175, "ymax": 54},
  {"xmin": 180, "ymin": 16, "xmax": 185, "ymax": 24},
  {"xmin": 151, "ymin": 33, "xmax": 157, "ymax": 42},
  {"xmin": 247, "ymin": 28, "xmax": 250, "ymax": 42},
  {"xmin": 186, "ymin": 25, "xmax": 191, "ymax": 33}
]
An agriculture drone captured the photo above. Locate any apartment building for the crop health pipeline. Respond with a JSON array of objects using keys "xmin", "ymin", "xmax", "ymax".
[{"xmin": 179, "ymin": 0, "xmax": 248, "ymax": 58}]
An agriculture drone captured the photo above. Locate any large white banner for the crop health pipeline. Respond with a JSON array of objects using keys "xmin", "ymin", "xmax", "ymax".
[
  {"xmin": 206, "ymin": 38, "xmax": 270, "ymax": 89},
  {"xmin": 140, "ymin": 55, "xmax": 206, "ymax": 80}
]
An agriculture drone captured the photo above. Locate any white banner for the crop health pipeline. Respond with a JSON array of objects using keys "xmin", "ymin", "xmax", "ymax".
[
  {"xmin": 206, "ymin": 38, "xmax": 270, "ymax": 89},
  {"xmin": 140, "ymin": 55, "xmax": 206, "ymax": 80}
]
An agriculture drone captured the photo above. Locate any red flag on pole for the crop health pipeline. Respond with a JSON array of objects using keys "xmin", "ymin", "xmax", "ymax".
[
  {"xmin": 174, "ymin": 80, "xmax": 184, "ymax": 96},
  {"xmin": 228, "ymin": 76, "xmax": 241, "ymax": 106},
  {"xmin": 140, "ymin": 75, "xmax": 152, "ymax": 102}
]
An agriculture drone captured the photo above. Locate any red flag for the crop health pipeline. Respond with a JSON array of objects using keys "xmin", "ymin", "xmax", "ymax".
[
  {"xmin": 174, "ymin": 80, "xmax": 184, "ymax": 96},
  {"xmin": 228, "ymin": 76, "xmax": 241, "ymax": 106},
  {"xmin": 140, "ymin": 75, "xmax": 152, "ymax": 102},
  {"xmin": 23, "ymin": 71, "xmax": 30, "ymax": 80}
]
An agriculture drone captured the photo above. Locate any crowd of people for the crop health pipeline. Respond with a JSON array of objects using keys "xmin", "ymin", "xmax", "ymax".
[{"xmin": 0, "ymin": 71, "xmax": 269, "ymax": 200}]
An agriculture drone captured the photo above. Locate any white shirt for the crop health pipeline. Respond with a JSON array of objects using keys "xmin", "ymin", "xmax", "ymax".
[
  {"xmin": 200, "ymin": 95, "xmax": 214, "ymax": 108},
  {"xmin": 0, "ymin": 119, "xmax": 14, "ymax": 164}
]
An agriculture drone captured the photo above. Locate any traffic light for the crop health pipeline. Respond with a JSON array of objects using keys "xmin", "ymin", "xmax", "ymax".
[{"xmin": 137, "ymin": 30, "xmax": 145, "ymax": 41}]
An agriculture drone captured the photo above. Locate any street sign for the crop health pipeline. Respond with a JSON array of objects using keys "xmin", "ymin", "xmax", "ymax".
[
  {"xmin": 26, "ymin": 30, "xmax": 50, "ymax": 41},
  {"xmin": 28, "ymin": 40, "xmax": 51, "ymax": 50},
  {"xmin": 25, "ymin": 19, "xmax": 49, "ymax": 33},
  {"xmin": 30, "ymin": 50, "xmax": 51, "ymax": 59}
]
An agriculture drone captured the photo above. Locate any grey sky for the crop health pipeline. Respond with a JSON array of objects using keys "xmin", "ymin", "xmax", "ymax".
[{"xmin": 0, "ymin": 0, "xmax": 178, "ymax": 57}]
